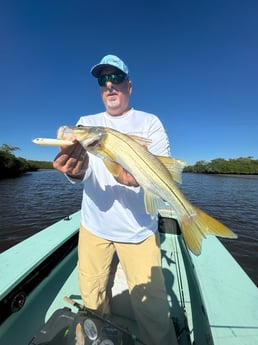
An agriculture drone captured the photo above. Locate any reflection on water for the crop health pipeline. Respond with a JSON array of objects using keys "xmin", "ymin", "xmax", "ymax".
[
  {"xmin": 0, "ymin": 171, "xmax": 257, "ymax": 286},
  {"xmin": 180, "ymin": 173, "xmax": 258, "ymax": 286},
  {"xmin": 0, "ymin": 170, "xmax": 82, "ymax": 250}
]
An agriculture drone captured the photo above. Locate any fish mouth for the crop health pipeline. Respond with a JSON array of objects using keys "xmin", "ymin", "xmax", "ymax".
[
  {"xmin": 75, "ymin": 135, "xmax": 102, "ymax": 149},
  {"xmin": 87, "ymin": 138, "xmax": 101, "ymax": 148},
  {"xmin": 60, "ymin": 125, "xmax": 104, "ymax": 150},
  {"xmin": 73, "ymin": 128, "xmax": 104, "ymax": 149}
]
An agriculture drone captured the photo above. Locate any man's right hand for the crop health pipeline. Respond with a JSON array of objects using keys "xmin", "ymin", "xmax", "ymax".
[{"xmin": 53, "ymin": 141, "xmax": 89, "ymax": 180}]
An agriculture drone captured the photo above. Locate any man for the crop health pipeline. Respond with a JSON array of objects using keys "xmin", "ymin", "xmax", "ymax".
[{"xmin": 53, "ymin": 55, "xmax": 178, "ymax": 345}]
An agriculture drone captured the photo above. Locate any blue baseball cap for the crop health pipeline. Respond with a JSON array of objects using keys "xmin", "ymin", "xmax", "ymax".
[{"xmin": 91, "ymin": 54, "xmax": 129, "ymax": 78}]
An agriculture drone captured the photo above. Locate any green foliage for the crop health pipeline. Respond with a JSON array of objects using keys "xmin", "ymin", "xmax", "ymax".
[
  {"xmin": 0, "ymin": 144, "xmax": 20, "ymax": 153},
  {"xmin": 1, "ymin": 142, "xmax": 257, "ymax": 179},
  {"xmin": 27, "ymin": 160, "xmax": 53, "ymax": 169},
  {"xmin": 184, "ymin": 157, "xmax": 258, "ymax": 175},
  {"xmin": 0, "ymin": 148, "xmax": 53, "ymax": 179}
]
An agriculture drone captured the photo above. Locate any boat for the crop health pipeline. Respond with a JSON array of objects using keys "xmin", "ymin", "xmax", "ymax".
[{"xmin": 0, "ymin": 209, "xmax": 258, "ymax": 345}]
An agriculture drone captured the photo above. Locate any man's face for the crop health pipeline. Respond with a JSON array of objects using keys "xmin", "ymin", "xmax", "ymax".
[{"xmin": 99, "ymin": 67, "xmax": 132, "ymax": 116}]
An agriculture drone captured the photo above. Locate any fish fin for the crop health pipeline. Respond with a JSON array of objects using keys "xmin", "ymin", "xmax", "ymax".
[
  {"xmin": 156, "ymin": 156, "xmax": 186, "ymax": 183},
  {"xmin": 103, "ymin": 159, "xmax": 121, "ymax": 177},
  {"xmin": 180, "ymin": 207, "xmax": 238, "ymax": 256},
  {"xmin": 128, "ymin": 135, "xmax": 152, "ymax": 147},
  {"xmin": 144, "ymin": 191, "xmax": 160, "ymax": 218}
]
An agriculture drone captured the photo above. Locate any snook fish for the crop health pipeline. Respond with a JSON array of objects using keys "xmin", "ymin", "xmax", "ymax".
[{"xmin": 34, "ymin": 125, "xmax": 237, "ymax": 255}]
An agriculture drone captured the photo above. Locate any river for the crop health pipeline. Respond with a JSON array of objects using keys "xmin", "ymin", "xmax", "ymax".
[{"xmin": 0, "ymin": 170, "xmax": 257, "ymax": 286}]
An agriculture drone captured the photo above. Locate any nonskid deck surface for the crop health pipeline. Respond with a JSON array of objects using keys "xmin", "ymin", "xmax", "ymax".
[{"xmin": 44, "ymin": 232, "xmax": 192, "ymax": 345}]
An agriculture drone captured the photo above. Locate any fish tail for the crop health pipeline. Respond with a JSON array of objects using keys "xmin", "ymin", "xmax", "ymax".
[{"xmin": 180, "ymin": 207, "xmax": 238, "ymax": 256}]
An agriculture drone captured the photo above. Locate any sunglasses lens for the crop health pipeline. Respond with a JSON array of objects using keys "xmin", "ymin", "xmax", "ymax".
[
  {"xmin": 98, "ymin": 75, "xmax": 108, "ymax": 86},
  {"xmin": 98, "ymin": 73, "xmax": 127, "ymax": 86}
]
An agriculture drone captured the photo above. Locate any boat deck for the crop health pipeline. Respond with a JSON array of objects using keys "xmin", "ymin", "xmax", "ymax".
[
  {"xmin": 190, "ymin": 236, "xmax": 258, "ymax": 345},
  {"xmin": 36, "ymin": 232, "xmax": 194, "ymax": 344},
  {"xmin": 0, "ymin": 211, "xmax": 258, "ymax": 345}
]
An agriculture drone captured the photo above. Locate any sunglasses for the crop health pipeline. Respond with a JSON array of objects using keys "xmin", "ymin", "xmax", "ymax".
[{"xmin": 98, "ymin": 73, "xmax": 128, "ymax": 87}]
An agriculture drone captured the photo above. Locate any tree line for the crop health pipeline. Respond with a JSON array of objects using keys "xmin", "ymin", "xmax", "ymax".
[
  {"xmin": 184, "ymin": 157, "xmax": 258, "ymax": 175},
  {"xmin": 1, "ymin": 144, "xmax": 257, "ymax": 179},
  {"xmin": 0, "ymin": 144, "xmax": 53, "ymax": 179}
]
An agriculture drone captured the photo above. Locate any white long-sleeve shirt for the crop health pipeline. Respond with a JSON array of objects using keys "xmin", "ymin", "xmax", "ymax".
[{"xmin": 74, "ymin": 108, "xmax": 170, "ymax": 243}]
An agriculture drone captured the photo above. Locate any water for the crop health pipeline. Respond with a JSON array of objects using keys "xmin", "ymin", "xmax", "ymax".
[
  {"xmin": 0, "ymin": 170, "xmax": 257, "ymax": 286},
  {"xmin": 180, "ymin": 173, "xmax": 258, "ymax": 286},
  {"xmin": 0, "ymin": 170, "xmax": 83, "ymax": 250}
]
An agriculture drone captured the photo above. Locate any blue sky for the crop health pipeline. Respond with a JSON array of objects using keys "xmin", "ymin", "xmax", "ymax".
[{"xmin": 0, "ymin": 0, "xmax": 257, "ymax": 165}]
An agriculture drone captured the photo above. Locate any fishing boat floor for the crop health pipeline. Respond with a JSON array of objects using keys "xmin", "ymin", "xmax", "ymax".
[
  {"xmin": 37, "ymin": 236, "xmax": 193, "ymax": 345},
  {"xmin": 0, "ymin": 232, "xmax": 193, "ymax": 345},
  {"xmin": 1, "ymin": 212, "xmax": 258, "ymax": 345},
  {"xmin": 45, "ymin": 257, "xmax": 141, "ymax": 342}
]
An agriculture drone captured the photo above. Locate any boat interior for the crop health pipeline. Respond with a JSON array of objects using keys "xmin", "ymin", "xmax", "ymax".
[{"xmin": 0, "ymin": 211, "xmax": 258, "ymax": 345}]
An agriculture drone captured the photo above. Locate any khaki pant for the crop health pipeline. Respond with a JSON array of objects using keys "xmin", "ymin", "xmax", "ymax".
[{"xmin": 78, "ymin": 225, "xmax": 178, "ymax": 345}]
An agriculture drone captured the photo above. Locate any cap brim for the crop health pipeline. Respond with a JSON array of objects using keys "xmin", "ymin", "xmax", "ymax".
[
  {"xmin": 91, "ymin": 64, "xmax": 108, "ymax": 77},
  {"xmin": 91, "ymin": 64, "xmax": 127, "ymax": 78}
]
